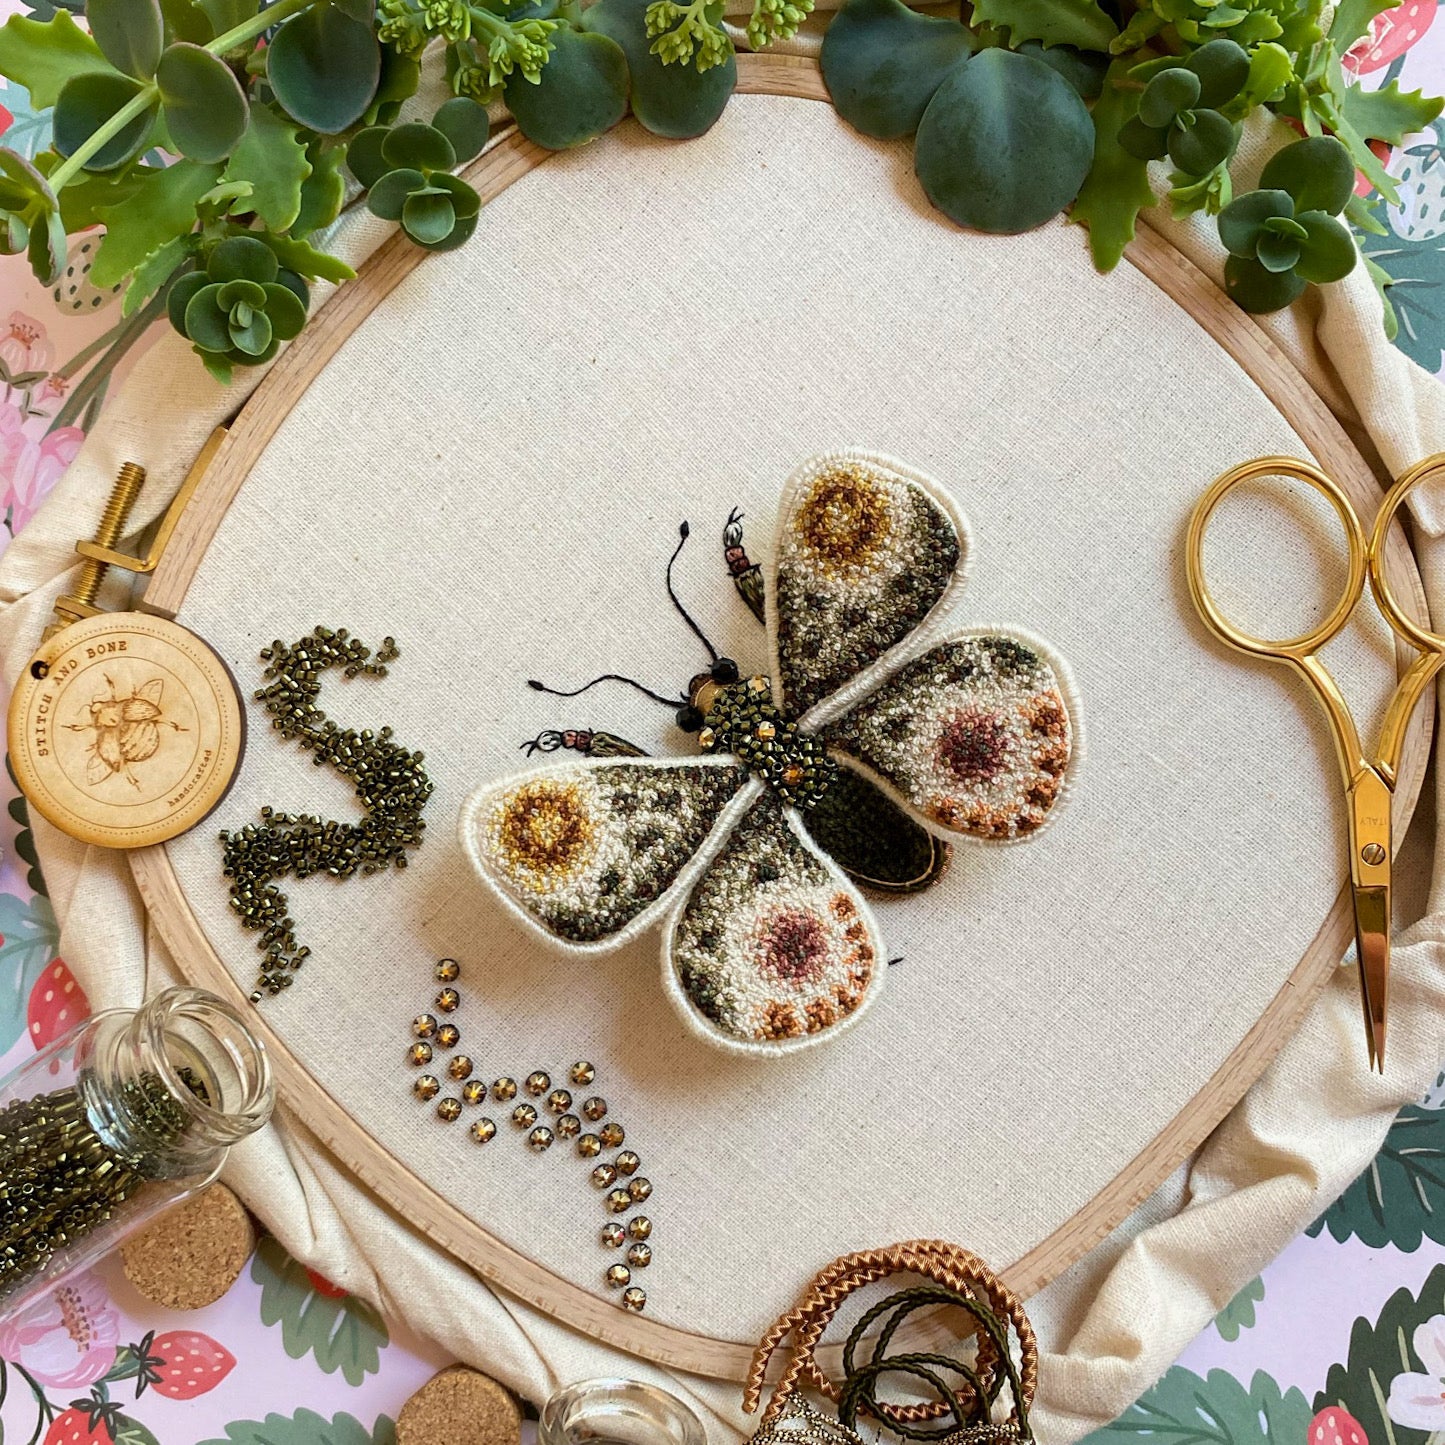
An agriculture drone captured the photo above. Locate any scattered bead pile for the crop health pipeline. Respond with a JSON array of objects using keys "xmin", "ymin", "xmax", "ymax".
[
  {"xmin": 402, "ymin": 959, "xmax": 654, "ymax": 1310},
  {"xmin": 220, "ymin": 628, "xmax": 433, "ymax": 1001}
]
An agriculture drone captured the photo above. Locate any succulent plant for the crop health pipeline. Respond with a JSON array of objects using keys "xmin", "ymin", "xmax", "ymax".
[
  {"xmin": 1118, "ymin": 39, "xmax": 1248, "ymax": 175},
  {"xmin": 166, "ymin": 236, "xmax": 309, "ymax": 382},
  {"xmin": 1218, "ymin": 134, "xmax": 1358, "ymax": 312},
  {"xmin": 347, "ymin": 99, "xmax": 489, "ymax": 250}
]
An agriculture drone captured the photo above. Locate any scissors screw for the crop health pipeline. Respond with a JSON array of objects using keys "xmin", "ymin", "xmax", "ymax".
[{"xmin": 1361, "ymin": 843, "xmax": 1387, "ymax": 865}]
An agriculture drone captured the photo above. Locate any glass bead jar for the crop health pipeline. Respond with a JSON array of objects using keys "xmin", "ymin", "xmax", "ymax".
[
  {"xmin": 540, "ymin": 1380, "xmax": 705, "ymax": 1445},
  {"xmin": 0, "ymin": 986, "xmax": 273, "ymax": 1318}
]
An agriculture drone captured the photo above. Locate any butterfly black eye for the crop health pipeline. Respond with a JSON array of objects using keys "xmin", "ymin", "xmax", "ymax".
[
  {"xmin": 710, "ymin": 658, "xmax": 739, "ymax": 685},
  {"xmin": 676, "ymin": 705, "xmax": 704, "ymax": 733}
]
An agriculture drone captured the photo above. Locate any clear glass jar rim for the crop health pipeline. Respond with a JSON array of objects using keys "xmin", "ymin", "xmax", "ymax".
[{"xmin": 540, "ymin": 1379, "xmax": 706, "ymax": 1445}]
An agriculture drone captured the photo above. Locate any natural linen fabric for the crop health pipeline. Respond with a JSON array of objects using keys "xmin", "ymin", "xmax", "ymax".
[{"xmin": 3, "ymin": 87, "xmax": 1445, "ymax": 1444}]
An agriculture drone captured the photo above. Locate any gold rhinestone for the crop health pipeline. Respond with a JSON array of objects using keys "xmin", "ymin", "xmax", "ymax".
[
  {"xmin": 525, "ymin": 1071, "xmax": 551, "ymax": 1097},
  {"xmin": 748, "ymin": 676, "xmax": 767, "ymax": 694},
  {"xmin": 492, "ymin": 1077, "xmax": 518, "ymax": 1102},
  {"xmin": 628, "ymin": 1177, "xmax": 652, "ymax": 1203},
  {"xmin": 601, "ymin": 1223, "xmax": 626, "ymax": 1248},
  {"xmin": 783, "ymin": 765, "xmax": 803, "ymax": 786},
  {"xmin": 582, "ymin": 1097, "xmax": 608, "ymax": 1122},
  {"xmin": 407, "ymin": 1042, "xmax": 433, "ymax": 1067},
  {"xmin": 606, "ymin": 1263, "xmax": 632, "ymax": 1289},
  {"xmin": 605, "ymin": 1188, "xmax": 632, "ymax": 1214},
  {"xmin": 528, "ymin": 1126, "xmax": 555, "ymax": 1152},
  {"xmin": 570, "ymin": 1061, "xmax": 596, "ymax": 1086},
  {"xmin": 756, "ymin": 721, "xmax": 776, "ymax": 740},
  {"xmin": 615, "ymin": 1150, "xmax": 641, "ymax": 1176},
  {"xmin": 577, "ymin": 1133, "xmax": 602, "ymax": 1158},
  {"xmin": 621, "ymin": 1286, "xmax": 646, "ymax": 1313},
  {"xmin": 435, "ymin": 958, "xmax": 461, "ymax": 982},
  {"xmin": 627, "ymin": 1216, "xmax": 652, "ymax": 1241},
  {"xmin": 447, "ymin": 1055, "xmax": 474, "ymax": 1082},
  {"xmin": 512, "ymin": 1103, "xmax": 538, "ymax": 1128},
  {"xmin": 698, "ymin": 727, "xmax": 715, "ymax": 749},
  {"xmin": 591, "ymin": 1164, "xmax": 618, "ymax": 1189},
  {"xmin": 599, "ymin": 1122, "xmax": 624, "ymax": 1148},
  {"xmin": 627, "ymin": 1243, "xmax": 652, "ymax": 1269},
  {"xmin": 437, "ymin": 1097, "xmax": 462, "ymax": 1122},
  {"xmin": 462, "ymin": 1080, "xmax": 487, "ymax": 1105},
  {"xmin": 412, "ymin": 1014, "xmax": 438, "ymax": 1040},
  {"xmin": 557, "ymin": 1114, "xmax": 582, "ymax": 1138},
  {"xmin": 470, "ymin": 1118, "xmax": 497, "ymax": 1144},
  {"xmin": 413, "ymin": 1074, "xmax": 440, "ymax": 1101},
  {"xmin": 546, "ymin": 1089, "xmax": 572, "ymax": 1115},
  {"xmin": 436, "ymin": 1023, "xmax": 460, "ymax": 1049},
  {"xmin": 436, "ymin": 987, "xmax": 460, "ymax": 1013}
]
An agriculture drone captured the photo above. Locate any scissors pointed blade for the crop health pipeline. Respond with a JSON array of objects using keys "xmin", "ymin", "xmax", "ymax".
[{"xmin": 1352, "ymin": 885, "xmax": 1389, "ymax": 1073}]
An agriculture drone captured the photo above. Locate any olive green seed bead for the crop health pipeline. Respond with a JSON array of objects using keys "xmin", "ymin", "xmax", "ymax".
[
  {"xmin": 435, "ymin": 958, "xmax": 460, "ymax": 983},
  {"xmin": 577, "ymin": 1134, "xmax": 602, "ymax": 1159}
]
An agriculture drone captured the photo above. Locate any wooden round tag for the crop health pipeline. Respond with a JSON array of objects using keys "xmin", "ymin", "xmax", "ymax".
[{"xmin": 9, "ymin": 611, "xmax": 243, "ymax": 849}]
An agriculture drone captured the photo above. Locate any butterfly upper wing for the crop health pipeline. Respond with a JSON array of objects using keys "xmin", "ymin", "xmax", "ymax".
[
  {"xmin": 819, "ymin": 629, "xmax": 1076, "ymax": 842},
  {"xmin": 665, "ymin": 790, "xmax": 886, "ymax": 1053},
  {"xmin": 459, "ymin": 758, "xmax": 754, "ymax": 951},
  {"xmin": 769, "ymin": 451, "xmax": 967, "ymax": 720}
]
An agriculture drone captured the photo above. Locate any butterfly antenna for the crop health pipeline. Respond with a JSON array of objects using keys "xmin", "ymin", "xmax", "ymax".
[
  {"xmin": 666, "ymin": 521, "xmax": 719, "ymax": 663},
  {"xmin": 527, "ymin": 674, "xmax": 682, "ymax": 708}
]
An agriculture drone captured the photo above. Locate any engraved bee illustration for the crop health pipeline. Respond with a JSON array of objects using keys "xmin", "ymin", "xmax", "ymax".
[{"xmin": 64, "ymin": 675, "xmax": 187, "ymax": 789}]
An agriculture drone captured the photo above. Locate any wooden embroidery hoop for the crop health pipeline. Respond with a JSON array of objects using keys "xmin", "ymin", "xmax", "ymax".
[{"xmin": 126, "ymin": 54, "xmax": 1432, "ymax": 1379}]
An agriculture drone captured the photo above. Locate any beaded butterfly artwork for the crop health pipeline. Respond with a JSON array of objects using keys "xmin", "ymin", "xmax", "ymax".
[{"xmin": 459, "ymin": 451, "xmax": 1080, "ymax": 1056}]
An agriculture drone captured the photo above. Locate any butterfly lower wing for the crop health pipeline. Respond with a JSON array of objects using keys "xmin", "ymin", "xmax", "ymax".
[
  {"xmin": 665, "ymin": 791, "xmax": 886, "ymax": 1053},
  {"xmin": 460, "ymin": 758, "xmax": 753, "ymax": 950},
  {"xmin": 801, "ymin": 766, "xmax": 951, "ymax": 894},
  {"xmin": 819, "ymin": 630, "xmax": 1076, "ymax": 842},
  {"xmin": 770, "ymin": 451, "xmax": 966, "ymax": 719}
]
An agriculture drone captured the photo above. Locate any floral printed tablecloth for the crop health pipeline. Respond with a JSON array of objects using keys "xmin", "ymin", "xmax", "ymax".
[{"xmin": 4, "ymin": 14, "xmax": 1445, "ymax": 1443}]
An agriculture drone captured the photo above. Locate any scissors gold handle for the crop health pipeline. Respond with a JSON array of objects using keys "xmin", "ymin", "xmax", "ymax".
[{"xmin": 1186, "ymin": 454, "xmax": 1445, "ymax": 1072}]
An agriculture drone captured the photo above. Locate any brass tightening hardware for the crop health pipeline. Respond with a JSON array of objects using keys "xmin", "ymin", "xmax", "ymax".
[{"xmin": 42, "ymin": 461, "xmax": 147, "ymax": 641}]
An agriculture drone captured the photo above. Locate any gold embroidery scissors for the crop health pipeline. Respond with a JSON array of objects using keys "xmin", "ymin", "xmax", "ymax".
[{"xmin": 1187, "ymin": 453, "xmax": 1445, "ymax": 1072}]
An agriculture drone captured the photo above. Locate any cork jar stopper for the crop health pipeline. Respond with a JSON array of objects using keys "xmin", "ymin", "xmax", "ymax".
[
  {"xmin": 397, "ymin": 1366, "xmax": 523, "ymax": 1445},
  {"xmin": 120, "ymin": 1183, "xmax": 255, "ymax": 1309}
]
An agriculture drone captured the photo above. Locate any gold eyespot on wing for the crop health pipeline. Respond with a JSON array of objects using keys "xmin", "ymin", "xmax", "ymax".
[
  {"xmin": 773, "ymin": 453, "xmax": 963, "ymax": 717},
  {"xmin": 667, "ymin": 792, "xmax": 885, "ymax": 1052},
  {"xmin": 462, "ymin": 761, "xmax": 750, "ymax": 945},
  {"xmin": 820, "ymin": 633, "xmax": 1074, "ymax": 842}
]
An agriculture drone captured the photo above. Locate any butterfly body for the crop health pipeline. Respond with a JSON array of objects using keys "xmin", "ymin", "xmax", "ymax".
[{"xmin": 462, "ymin": 450, "xmax": 1081, "ymax": 1056}]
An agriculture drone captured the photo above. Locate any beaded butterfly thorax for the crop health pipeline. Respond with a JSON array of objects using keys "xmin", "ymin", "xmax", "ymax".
[{"xmin": 459, "ymin": 451, "xmax": 1080, "ymax": 1057}]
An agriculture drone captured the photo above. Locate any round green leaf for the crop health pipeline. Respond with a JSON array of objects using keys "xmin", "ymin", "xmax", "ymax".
[
  {"xmin": 267, "ymin": 5, "xmax": 381, "ymax": 134},
  {"xmin": 216, "ymin": 277, "xmax": 267, "ymax": 309},
  {"xmin": 432, "ymin": 97, "xmax": 490, "ymax": 162},
  {"xmin": 53, "ymin": 72, "xmax": 154, "ymax": 171},
  {"xmin": 0, "ymin": 149, "xmax": 58, "ymax": 211},
  {"xmin": 1218, "ymin": 187, "xmax": 1294, "ymax": 254},
  {"xmin": 166, "ymin": 267, "xmax": 208, "ymax": 333},
  {"xmin": 367, "ymin": 167, "xmax": 423, "ymax": 220},
  {"xmin": 346, "ymin": 126, "xmax": 390, "ymax": 189},
  {"xmin": 89, "ymin": 0, "xmax": 164, "ymax": 78},
  {"xmin": 1258, "ymin": 133, "xmax": 1354, "ymax": 215},
  {"xmin": 27, "ymin": 209, "xmax": 65, "ymax": 285},
  {"xmin": 1139, "ymin": 67, "xmax": 1200, "ymax": 128},
  {"xmin": 156, "ymin": 42, "xmax": 249, "ymax": 161},
  {"xmin": 207, "ymin": 234, "xmax": 278, "ymax": 284},
  {"xmin": 1166, "ymin": 107, "xmax": 1236, "ymax": 174},
  {"xmin": 505, "ymin": 28, "xmax": 628, "ymax": 151},
  {"xmin": 381, "ymin": 122, "xmax": 455, "ymax": 173},
  {"xmin": 421, "ymin": 211, "xmax": 477, "ymax": 253},
  {"xmin": 431, "ymin": 170, "xmax": 481, "ymax": 222},
  {"xmin": 1254, "ymin": 227, "xmax": 1300, "ymax": 272},
  {"xmin": 273, "ymin": 268, "xmax": 308, "ymax": 307},
  {"xmin": 1117, "ymin": 114, "xmax": 1170, "ymax": 160},
  {"xmin": 819, "ymin": 0, "xmax": 974, "ymax": 140},
  {"xmin": 401, "ymin": 188, "xmax": 456, "ymax": 245},
  {"xmin": 262, "ymin": 281, "xmax": 307, "ymax": 339},
  {"xmin": 1, "ymin": 213, "xmax": 28, "ymax": 256},
  {"xmin": 1185, "ymin": 37, "xmax": 1249, "ymax": 107},
  {"xmin": 914, "ymin": 48, "xmax": 1093, "ymax": 235},
  {"xmin": 1263, "ymin": 213, "xmax": 1308, "ymax": 239},
  {"xmin": 1293, "ymin": 210, "xmax": 1356, "ymax": 283},
  {"xmin": 1016, "ymin": 42, "xmax": 1106, "ymax": 101},
  {"xmin": 1224, "ymin": 253, "xmax": 1306, "ymax": 312},
  {"xmin": 228, "ymin": 306, "xmax": 272, "ymax": 355},
  {"xmin": 583, "ymin": 0, "xmax": 736, "ymax": 139},
  {"xmin": 184, "ymin": 283, "xmax": 232, "ymax": 350}
]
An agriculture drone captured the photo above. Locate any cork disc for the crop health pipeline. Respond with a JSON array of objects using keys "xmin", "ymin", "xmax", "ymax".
[
  {"xmin": 9, "ymin": 611, "xmax": 243, "ymax": 848},
  {"xmin": 120, "ymin": 1183, "xmax": 256, "ymax": 1309},
  {"xmin": 397, "ymin": 1367, "xmax": 522, "ymax": 1445}
]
